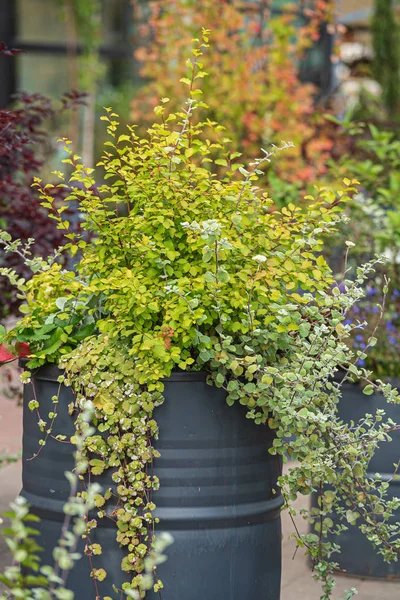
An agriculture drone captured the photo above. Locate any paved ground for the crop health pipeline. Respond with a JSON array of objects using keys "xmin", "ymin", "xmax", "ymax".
[
  {"xmin": 0, "ymin": 379, "xmax": 23, "ymax": 593},
  {"xmin": 281, "ymin": 493, "xmax": 400, "ymax": 600},
  {"xmin": 0, "ymin": 387, "xmax": 399, "ymax": 599}
]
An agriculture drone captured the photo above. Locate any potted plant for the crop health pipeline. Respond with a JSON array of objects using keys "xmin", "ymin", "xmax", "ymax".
[
  {"xmin": 312, "ymin": 123, "xmax": 400, "ymax": 580},
  {"xmin": 1, "ymin": 35, "xmax": 399, "ymax": 599}
]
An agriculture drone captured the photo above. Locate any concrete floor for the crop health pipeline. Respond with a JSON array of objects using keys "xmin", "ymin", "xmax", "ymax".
[
  {"xmin": 281, "ymin": 492, "xmax": 400, "ymax": 600},
  {"xmin": 1, "ymin": 387, "xmax": 399, "ymax": 599}
]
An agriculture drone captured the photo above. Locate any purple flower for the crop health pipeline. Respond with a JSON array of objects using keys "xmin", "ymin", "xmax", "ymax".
[
  {"xmin": 393, "ymin": 289, "xmax": 400, "ymax": 297},
  {"xmin": 372, "ymin": 307, "xmax": 379, "ymax": 313},
  {"xmin": 357, "ymin": 359, "xmax": 366, "ymax": 367},
  {"xmin": 367, "ymin": 288, "xmax": 377, "ymax": 296},
  {"xmin": 389, "ymin": 335, "xmax": 397, "ymax": 345},
  {"xmin": 360, "ymin": 343, "xmax": 366, "ymax": 349},
  {"xmin": 386, "ymin": 321, "xmax": 396, "ymax": 331},
  {"xmin": 353, "ymin": 306, "xmax": 360, "ymax": 314},
  {"xmin": 356, "ymin": 334, "xmax": 363, "ymax": 341},
  {"xmin": 344, "ymin": 319, "xmax": 352, "ymax": 325}
]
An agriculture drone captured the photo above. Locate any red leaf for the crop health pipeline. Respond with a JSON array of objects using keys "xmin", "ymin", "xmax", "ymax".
[
  {"xmin": 0, "ymin": 344, "xmax": 16, "ymax": 363},
  {"xmin": 15, "ymin": 342, "xmax": 30, "ymax": 357}
]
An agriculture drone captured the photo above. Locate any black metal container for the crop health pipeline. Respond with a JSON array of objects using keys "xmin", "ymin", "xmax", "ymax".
[
  {"xmin": 21, "ymin": 364, "xmax": 283, "ymax": 599},
  {"xmin": 311, "ymin": 381, "xmax": 400, "ymax": 580}
]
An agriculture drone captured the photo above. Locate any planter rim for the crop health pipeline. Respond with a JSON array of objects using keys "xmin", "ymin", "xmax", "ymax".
[{"xmin": 18, "ymin": 358, "xmax": 209, "ymax": 383}]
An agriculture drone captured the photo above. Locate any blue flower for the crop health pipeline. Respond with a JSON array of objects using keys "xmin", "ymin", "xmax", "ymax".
[
  {"xmin": 388, "ymin": 335, "xmax": 397, "ymax": 345},
  {"xmin": 367, "ymin": 288, "xmax": 377, "ymax": 296},
  {"xmin": 393, "ymin": 289, "xmax": 400, "ymax": 297},
  {"xmin": 386, "ymin": 321, "xmax": 396, "ymax": 331},
  {"xmin": 344, "ymin": 319, "xmax": 352, "ymax": 325},
  {"xmin": 360, "ymin": 343, "xmax": 366, "ymax": 349},
  {"xmin": 353, "ymin": 306, "xmax": 360, "ymax": 313},
  {"xmin": 356, "ymin": 334, "xmax": 363, "ymax": 341},
  {"xmin": 372, "ymin": 307, "xmax": 379, "ymax": 313},
  {"xmin": 357, "ymin": 359, "xmax": 366, "ymax": 367}
]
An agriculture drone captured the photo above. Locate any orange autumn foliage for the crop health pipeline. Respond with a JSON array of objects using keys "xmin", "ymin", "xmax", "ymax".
[{"xmin": 131, "ymin": 0, "xmax": 335, "ymax": 186}]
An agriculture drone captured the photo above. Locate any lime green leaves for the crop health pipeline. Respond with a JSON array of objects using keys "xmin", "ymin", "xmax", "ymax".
[
  {"xmin": 61, "ymin": 336, "xmax": 163, "ymax": 594},
  {"xmin": 363, "ymin": 384, "xmax": 375, "ymax": 396}
]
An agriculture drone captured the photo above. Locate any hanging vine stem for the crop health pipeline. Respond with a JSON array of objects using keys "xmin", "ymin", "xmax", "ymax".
[
  {"xmin": 48, "ymin": 397, "xmax": 101, "ymax": 596},
  {"xmin": 26, "ymin": 380, "xmax": 63, "ymax": 461}
]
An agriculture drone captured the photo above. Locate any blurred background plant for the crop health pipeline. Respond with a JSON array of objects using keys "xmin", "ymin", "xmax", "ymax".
[
  {"xmin": 0, "ymin": 43, "xmax": 85, "ymax": 321},
  {"xmin": 326, "ymin": 122, "xmax": 400, "ymax": 378},
  {"xmin": 59, "ymin": 0, "xmax": 103, "ymax": 168},
  {"xmin": 312, "ymin": 0, "xmax": 400, "ymax": 379},
  {"xmin": 372, "ymin": 0, "xmax": 400, "ymax": 117},
  {"xmin": 131, "ymin": 0, "xmax": 337, "ymax": 197}
]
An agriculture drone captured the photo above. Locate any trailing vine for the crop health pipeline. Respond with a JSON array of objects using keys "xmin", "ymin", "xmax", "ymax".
[{"xmin": 60, "ymin": 339, "xmax": 163, "ymax": 595}]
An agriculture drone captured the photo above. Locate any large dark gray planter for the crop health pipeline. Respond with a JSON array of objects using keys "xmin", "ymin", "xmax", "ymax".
[
  {"xmin": 21, "ymin": 363, "xmax": 283, "ymax": 599},
  {"xmin": 311, "ymin": 381, "xmax": 400, "ymax": 580}
]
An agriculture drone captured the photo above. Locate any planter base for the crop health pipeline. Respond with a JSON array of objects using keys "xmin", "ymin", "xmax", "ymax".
[
  {"xmin": 21, "ymin": 366, "xmax": 283, "ymax": 599},
  {"xmin": 310, "ymin": 381, "xmax": 400, "ymax": 580}
]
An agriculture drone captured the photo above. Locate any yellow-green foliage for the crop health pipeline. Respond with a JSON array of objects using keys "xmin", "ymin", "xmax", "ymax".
[{"xmin": 18, "ymin": 35, "xmax": 349, "ymax": 387}]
